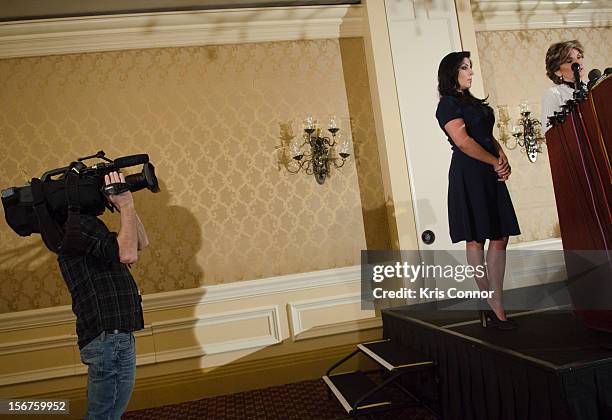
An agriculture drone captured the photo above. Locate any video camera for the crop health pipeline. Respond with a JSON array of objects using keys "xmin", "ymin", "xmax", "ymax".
[{"xmin": 1, "ymin": 151, "xmax": 159, "ymax": 238}]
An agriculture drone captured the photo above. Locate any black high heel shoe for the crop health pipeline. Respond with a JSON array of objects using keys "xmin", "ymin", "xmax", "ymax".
[{"xmin": 479, "ymin": 310, "xmax": 517, "ymax": 330}]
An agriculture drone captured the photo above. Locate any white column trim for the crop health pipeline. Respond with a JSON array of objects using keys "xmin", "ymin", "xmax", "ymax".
[{"xmin": 0, "ymin": 5, "xmax": 364, "ymax": 59}]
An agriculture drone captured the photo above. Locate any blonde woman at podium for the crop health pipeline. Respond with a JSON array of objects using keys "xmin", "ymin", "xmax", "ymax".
[{"xmin": 541, "ymin": 40, "xmax": 586, "ymax": 133}]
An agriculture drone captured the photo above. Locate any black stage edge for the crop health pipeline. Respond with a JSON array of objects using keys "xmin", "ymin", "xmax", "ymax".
[{"xmin": 382, "ymin": 307, "xmax": 612, "ymax": 420}]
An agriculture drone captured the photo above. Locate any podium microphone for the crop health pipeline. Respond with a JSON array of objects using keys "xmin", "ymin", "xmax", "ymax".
[
  {"xmin": 572, "ymin": 63, "xmax": 582, "ymax": 89},
  {"xmin": 587, "ymin": 69, "xmax": 602, "ymax": 90},
  {"xmin": 572, "ymin": 63, "xmax": 587, "ymax": 100}
]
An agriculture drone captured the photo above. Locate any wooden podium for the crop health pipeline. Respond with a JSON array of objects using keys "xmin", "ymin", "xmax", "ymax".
[{"xmin": 545, "ymin": 75, "xmax": 612, "ymax": 332}]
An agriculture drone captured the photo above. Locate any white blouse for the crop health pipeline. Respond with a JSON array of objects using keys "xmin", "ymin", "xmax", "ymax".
[{"xmin": 541, "ymin": 84, "xmax": 575, "ymax": 133}]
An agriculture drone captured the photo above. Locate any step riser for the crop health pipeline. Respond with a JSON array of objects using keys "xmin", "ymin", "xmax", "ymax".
[
  {"xmin": 322, "ymin": 375, "xmax": 352, "ymax": 413},
  {"xmin": 357, "ymin": 343, "xmax": 395, "ymax": 371}
]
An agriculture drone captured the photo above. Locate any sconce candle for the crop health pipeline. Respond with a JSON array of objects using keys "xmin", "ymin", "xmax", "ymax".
[
  {"xmin": 512, "ymin": 102, "xmax": 546, "ymax": 163},
  {"xmin": 496, "ymin": 102, "xmax": 545, "ymax": 163},
  {"xmin": 287, "ymin": 115, "xmax": 352, "ymax": 184}
]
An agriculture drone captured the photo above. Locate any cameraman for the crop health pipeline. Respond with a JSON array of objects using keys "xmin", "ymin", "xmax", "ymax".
[{"xmin": 57, "ymin": 171, "xmax": 148, "ymax": 420}]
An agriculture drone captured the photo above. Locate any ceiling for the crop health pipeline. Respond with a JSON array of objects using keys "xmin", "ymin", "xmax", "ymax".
[{"xmin": 0, "ymin": 0, "xmax": 361, "ymax": 22}]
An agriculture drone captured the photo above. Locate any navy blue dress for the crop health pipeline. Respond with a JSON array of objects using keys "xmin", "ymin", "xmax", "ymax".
[{"xmin": 435, "ymin": 95, "xmax": 520, "ymax": 243}]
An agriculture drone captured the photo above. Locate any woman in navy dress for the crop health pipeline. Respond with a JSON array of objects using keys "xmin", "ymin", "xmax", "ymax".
[{"xmin": 435, "ymin": 51, "xmax": 520, "ymax": 329}]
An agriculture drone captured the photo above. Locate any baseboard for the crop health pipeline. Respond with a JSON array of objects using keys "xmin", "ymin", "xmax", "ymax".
[
  {"xmin": 35, "ymin": 337, "xmax": 382, "ymax": 417},
  {"xmin": 129, "ymin": 339, "xmax": 379, "ymax": 411}
]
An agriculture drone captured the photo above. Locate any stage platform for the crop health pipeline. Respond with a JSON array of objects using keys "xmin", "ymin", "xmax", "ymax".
[{"xmin": 382, "ymin": 306, "xmax": 612, "ymax": 420}]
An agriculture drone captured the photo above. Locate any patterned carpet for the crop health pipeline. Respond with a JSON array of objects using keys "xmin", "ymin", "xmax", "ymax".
[{"xmin": 123, "ymin": 378, "xmax": 436, "ymax": 419}]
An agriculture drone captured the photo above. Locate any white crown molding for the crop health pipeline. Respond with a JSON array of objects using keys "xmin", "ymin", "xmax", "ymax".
[
  {"xmin": 0, "ymin": 5, "xmax": 364, "ymax": 59},
  {"xmin": 471, "ymin": 0, "xmax": 611, "ymax": 31}
]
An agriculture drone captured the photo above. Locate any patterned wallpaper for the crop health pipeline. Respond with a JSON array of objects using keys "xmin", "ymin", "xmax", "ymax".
[
  {"xmin": 0, "ymin": 38, "xmax": 390, "ymax": 313},
  {"xmin": 475, "ymin": 27, "xmax": 612, "ymax": 243}
]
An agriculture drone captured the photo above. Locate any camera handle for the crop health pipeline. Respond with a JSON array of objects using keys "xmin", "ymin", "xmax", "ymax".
[
  {"xmin": 102, "ymin": 182, "xmax": 131, "ymax": 197},
  {"xmin": 101, "ymin": 182, "xmax": 131, "ymax": 213}
]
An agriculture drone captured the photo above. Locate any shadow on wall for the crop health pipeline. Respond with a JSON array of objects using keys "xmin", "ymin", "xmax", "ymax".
[
  {"xmin": 0, "ymin": 176, "xmax": 207, "ymax": 313},
  {"xmin": 275, "ymin": 121, "xmax": 297, "ymax": 173},
  {"xmin": 469, "ymin": 0, "xmax": 610, "ymax": 28},
  {"xmin": 128, "ymin": 178, "xmax": 205, "ymax": 293},
  {"xmin": 338, "ymin": 37, "xmax": 393, "ymax": 251},
  {"xmin": 0, "ymin": 240, "xmax": 64, "ymax": 313}
]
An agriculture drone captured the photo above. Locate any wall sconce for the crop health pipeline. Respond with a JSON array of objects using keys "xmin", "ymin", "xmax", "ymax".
[
  {"xmin": 496, "ymin": 102, "xmax": 545, "ymax": 163},
  {"xmin": 287, "ymin": 115, "xmax": 351, "ymax": 185}
]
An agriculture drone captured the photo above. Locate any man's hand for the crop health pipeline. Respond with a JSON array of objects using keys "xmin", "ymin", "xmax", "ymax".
[{"xmin": 105, "ymin": 171, "xmax": 134, "ymax": 211}]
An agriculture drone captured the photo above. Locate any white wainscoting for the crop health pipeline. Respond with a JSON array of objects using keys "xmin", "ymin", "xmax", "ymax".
[
  {"xmin": 152, "ymin": 305, "xmax": 283, "ymax": 362},
  {"xmin": 0, "ymin": 239, "xmax": 566, "ymax": 389},
  {"xmin": 0, "ymin": 265, "xmax": 363, "ymax": 388},
  {"xmin": 507, "ymin": 238, "xmax": 566, "ymax": 288},
  {"xmin": 288, "ymin": 293, "xmax": 380, "ymax": 341},
  {"xmin": 143, "ymin": 265, "xmax": 361, "ymax": 312}
]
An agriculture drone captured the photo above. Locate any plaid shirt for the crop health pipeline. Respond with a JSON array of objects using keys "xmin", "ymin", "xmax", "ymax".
[{"xmin": 58, "ymin": 215, "xmax": 144, "ymax": 349}]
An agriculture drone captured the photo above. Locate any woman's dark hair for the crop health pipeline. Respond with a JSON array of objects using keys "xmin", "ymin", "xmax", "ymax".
[{"xmin": 437, "ymin": 51, "xmax": 487, "ymax": 104}]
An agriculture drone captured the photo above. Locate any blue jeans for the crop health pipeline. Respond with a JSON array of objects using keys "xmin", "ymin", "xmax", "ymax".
[{"xmin": 80, "ymin": 331, "xmax": 136, "ymax": 420}]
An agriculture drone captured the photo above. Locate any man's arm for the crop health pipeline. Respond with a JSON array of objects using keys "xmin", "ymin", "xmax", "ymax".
[
  {"xmin": 105, "ymin": 171, "xmax": 143, "ymax": 264},
  {"xmin": 135, "ymin": 213, "xmax": 149, "ymax": 251}
]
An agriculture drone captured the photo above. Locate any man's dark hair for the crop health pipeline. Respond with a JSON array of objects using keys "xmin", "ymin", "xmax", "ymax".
[{"xmin": 437, "ymin": 51, "xmax": 487, "ymax": 104}]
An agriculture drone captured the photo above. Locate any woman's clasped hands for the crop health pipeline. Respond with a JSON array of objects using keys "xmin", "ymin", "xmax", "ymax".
[{"xmin": 493, "ymin": 152, "xmax": 511, "ymax": 181}]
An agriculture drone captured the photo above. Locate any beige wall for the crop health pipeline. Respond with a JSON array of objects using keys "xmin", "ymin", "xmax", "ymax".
[
  {"xmin": 475, "ymin": 26, "xmax": 612, "ymax": 243},
  {"xmin": 0, "ymin": 33, "xmax": 389, "ymax": 414},
  {"xmin": 0, "ymin": 37, "xmax": 390, "ymax": 313}
]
